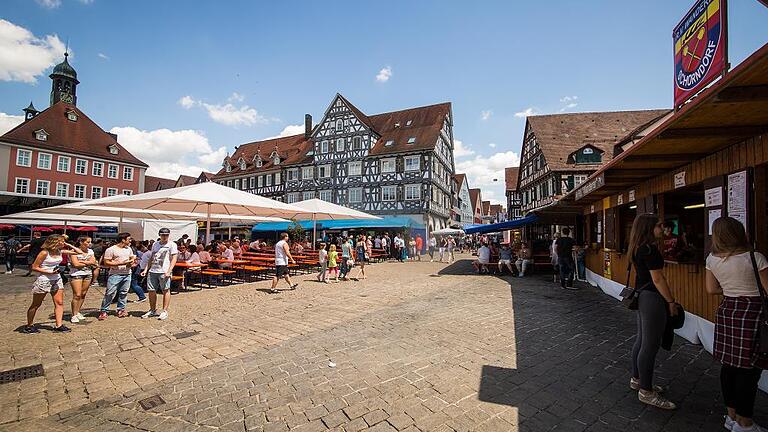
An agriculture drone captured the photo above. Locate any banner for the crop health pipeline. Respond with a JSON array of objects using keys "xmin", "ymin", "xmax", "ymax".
[{"xmin": 673, "ymin": 0, "xmax": 727, "ymax": 107}]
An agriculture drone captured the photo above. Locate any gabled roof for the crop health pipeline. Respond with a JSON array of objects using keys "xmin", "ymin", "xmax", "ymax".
[
  {"xmin": 337, "ymin": 94, "xmax": 373, "ymax": 129},
  {"xmin": 481, "ymin": 200, "xmax": 491, "ymax": 215},
  {"xmin": 504, "ymin": 167, "xmax": 519, "ymax": 192},
  {"xmin": 214, "ymin": 134, "xmax": 313, "ymax": 178},
  {"xmin": 368, "ymin": 102, "xmax": 451, "ymax": 156},
  {"xmin": 197, "ymin": 171, "xmax": 215, "ymax": 182},
  {"xmin": 0, "ymin": 101, "xmax": 148, "ymax": 167},
  {"xmin": 454, "ymin": 173, "xmax": 467, "ymax": 188},
  {"xmin": 469, "ymin": 189, "xmax": 482, "ymax": 210},
  {"xmin": 526, "ymin": 109, "xmax": 670, "ymax": 171},
  {"xmin": 489, "ymin": 204, "xmax": 503, "ymax": 215},
  {"xmin": 144, "ymin": 175, "xmax": 176, "ymax": 191},
  {"xmin": 175, "ymin": 175, "xmax": 198, "ymax": 187}
]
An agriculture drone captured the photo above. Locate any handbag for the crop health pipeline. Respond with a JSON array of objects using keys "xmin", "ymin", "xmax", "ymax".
[
  {"xmin": 749, "ymin": 251, "xmax": 768, "ymax": 356},
  {"xmin": 619, "ymin": 262, "xmax": 641, "ymax": 310}
]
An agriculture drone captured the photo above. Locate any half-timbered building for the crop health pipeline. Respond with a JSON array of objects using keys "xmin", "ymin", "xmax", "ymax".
[
  {"xmin": 505, "ymin": 166, "xmax": 522, "ymax": 220},
  {"xmin": 517, "ymin": 110, "xmax": 670, "ymax": 215},
  {"xmin": 212, "ymin": 94, "xmax": 457, "ymax": 232},
  {"xmin": 453, "ymin": 174, "xmax": 473, "ymax": 225}
]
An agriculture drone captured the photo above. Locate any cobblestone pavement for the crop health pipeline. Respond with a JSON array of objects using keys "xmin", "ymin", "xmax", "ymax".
[{"xmin": 0, "ymin": 255, "xmax": 765, "ymax": 431}]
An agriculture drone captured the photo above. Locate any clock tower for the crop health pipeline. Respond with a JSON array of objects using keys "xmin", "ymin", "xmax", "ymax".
[{"xmin": 49, "ymin": 52, "xmax": 79, "ymax": 106}]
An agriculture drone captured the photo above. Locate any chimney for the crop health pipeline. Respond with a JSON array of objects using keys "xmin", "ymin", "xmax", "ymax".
[{"xmin": 304, "ymin": 114, "xmax": 312, "ymax": 139}]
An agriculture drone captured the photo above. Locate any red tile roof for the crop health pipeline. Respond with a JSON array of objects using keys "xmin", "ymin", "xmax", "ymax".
[
  {"xmin": 504, "ymin": 167, "xmax": 519, "ymax": 191},
  {"xmin": 454, "ymin": 173, "xmax": 466, "ymax": 187},
  {"xmin": 214, "ymin": 134, "xmax": 313, "ymax": 178},
  {"xmin": 144, "ymin": 175, "xmax": 176, "ymax": 191},
  {"xmin": 469, "ymin": 188, "xmax": 482, "ymax": 210},
  {"xmin": 481, "ymin": 200, "xmax": 491, "ymax": 215},
  {"xmin": 0, "ymin": 101, "xmax": 148, "ymax": 167},
  {"xmin": 526, "ymin": 109, "xmax": 670, "ymax": 171},
  {"xmin": 489, "ymin": 204, "xmax": 503, "ymax": 215},
  {"xmin": 175, "ymin": 175, "xmax": 197, "ymax": 186}
]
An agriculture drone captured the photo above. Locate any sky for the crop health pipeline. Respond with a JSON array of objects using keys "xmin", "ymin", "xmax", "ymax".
[{"xmin": 1, "ymin": 0, "xmax": 767, "ymax": 204}]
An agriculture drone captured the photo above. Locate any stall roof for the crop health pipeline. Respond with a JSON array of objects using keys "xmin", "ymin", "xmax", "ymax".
[
  {"xmin": 568, "ymin": 42, "xmax": 768, "ymax": 204},
  {"xmin": 252, "ymin": 216, "xmax": 424, "ymax": 233},
  {"xmin": 464, "ymin": 215, "xmax": 539, "ymax": 234}
]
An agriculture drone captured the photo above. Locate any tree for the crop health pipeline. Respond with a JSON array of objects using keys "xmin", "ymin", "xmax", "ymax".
[{"xmin": 286, "ymin": 221, "xmax": 305, "ymax": 243}]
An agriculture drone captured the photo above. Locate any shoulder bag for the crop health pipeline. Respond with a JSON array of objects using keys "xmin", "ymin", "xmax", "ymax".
[
  {"xmin": 620, "ymin": 245, "xmax": 653, "ymax": 310},
  {"xmin": 749, "ymin": 251, "xmax": 768, "ymax": 356}
]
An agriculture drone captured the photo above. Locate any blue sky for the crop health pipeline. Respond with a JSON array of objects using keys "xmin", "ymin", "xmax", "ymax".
[{"xmin": 1, "ymin": 0, "xmax": 766, "ymax": 203}]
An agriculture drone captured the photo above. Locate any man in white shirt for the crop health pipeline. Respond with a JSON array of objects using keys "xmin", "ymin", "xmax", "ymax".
[
  {"xmin": 270, "ymin": 232, "xmax": 297, "ymax": 294},
  {"xmin": 473, "ymin": 243, "xmax": 491, "ymax": 274},
  {"xmin": 99, "ymin": 233, "xmax": 136, "ymax": 320},
  {"xmin": 141, "ymin": 228, "xmax": 178, "ymax": 320}
]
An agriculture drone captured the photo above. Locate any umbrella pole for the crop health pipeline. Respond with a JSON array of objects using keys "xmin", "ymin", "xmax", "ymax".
[
  {"xmin": 228, "ymin": 225, "xmax": 232, "ymax": 239},
  {"xmin": 118, "ymin": 212, "xmax": 123, "ymax": 233},
  {"xmin": 313, "ymin": 213, "xmax": 317, "ymax": 248},
  {"xmin": 205, "ymin": 203, "xmax": 211, "ymax": 244},
  {"xmin": 64, "ymin": 220, "xmax": 67, "ymax": 236}
]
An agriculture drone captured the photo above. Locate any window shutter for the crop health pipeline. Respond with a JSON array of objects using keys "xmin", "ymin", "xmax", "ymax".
[{"xmin": 604, "ymin": 208, "xmax": 616, "ymax": 250}]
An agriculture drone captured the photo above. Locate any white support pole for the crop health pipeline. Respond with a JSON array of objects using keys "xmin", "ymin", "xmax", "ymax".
[
  {"xmin": 228, "ymin": 225, "xmax": 232, "ymax": 239},
  {"xmin": 205, "ymin": 203, "xmax": 211, "ymax": 244},
  {"xmin": 118, "ymin": 212, "xmax": 123, "ymax": 233},
  {"xmin": 312, "ymin": 214, "xmax": 317, "ymax": 248}
]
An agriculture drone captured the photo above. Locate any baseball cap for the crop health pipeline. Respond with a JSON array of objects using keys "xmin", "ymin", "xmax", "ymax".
[{"xmin": 158, "ymin": 228, "xmax": 171, "ymax": 235}]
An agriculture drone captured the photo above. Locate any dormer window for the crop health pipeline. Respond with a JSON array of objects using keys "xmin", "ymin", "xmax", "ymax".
[
  {"xmin": 34, "ymin": 129, "xmax": 48, "ymax": 141},
  {"xmin": 108, "ymin": 144, "xmax": 119, "ymax": 155},
  {"xmin": 407, "ymin": 137, "xmax": 416, "ymax": 144},
  {"xmin": 253, "ymin": 154, "xmax": 263, "ymax": 168},
  {"xmin": 385, "ymin": 140, "xmax": 394, "ymax": 146},
  {"xmin": 271, "ymin": 152, "xmax": 280, "ymax": 165},
  {"xmin": 225, "ymin": 164, "xmax": 232, "ymax": 173},
  {"xmin": 394, "ymin": 122, "xmax": 401, "ymax": 128},
  {"xmin": 238, "ymin": 157, "xmax": 247, "ymax": 170},
  {"xmin": 66, "ymin": 110, "xmax": 78, "ymax": 122},
  {"xmin": 572, "ymin": 145, "xmax": 603, "ymax": 164},
  {"xmin": 406, "ymin": 120, "xmax": 413, "ymax": 126},
  {"xmin": 583, "ymin": 148, "xmax": 594, "ymax": 154}
]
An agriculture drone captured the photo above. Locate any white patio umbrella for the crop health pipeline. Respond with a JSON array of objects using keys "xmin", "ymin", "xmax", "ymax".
[
  {"xmin": 288, "ymin": 198, "xmax": 380, "ymax": 246},
  {"xmin": 86, "ymin": 183, "xmax": 305, "ymax": 242},
  {"xmin": 432, "ymin": 227, "xmax": 465, "ymax": 236}
]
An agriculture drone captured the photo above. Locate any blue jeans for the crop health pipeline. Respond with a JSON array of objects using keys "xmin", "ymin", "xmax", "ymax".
[
  {"xmin": 576, "ymin": 259, "xmax": 586, "ymax": 280},
  {"xmin": 131, "ymin": 268, "xmax": 146, "ymax": 300},
  {"xmin": 102, "ymin": 274, "xmax": 130, "ymax": 312},
  {"xmin": 558, "ymin": 257, "xmax": 574, "ymax": 287}
]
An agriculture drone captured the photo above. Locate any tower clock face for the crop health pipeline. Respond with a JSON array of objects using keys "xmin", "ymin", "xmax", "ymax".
[{"xmin": 60, "ymin": 92, "xmax": 73, "ymax": 104}]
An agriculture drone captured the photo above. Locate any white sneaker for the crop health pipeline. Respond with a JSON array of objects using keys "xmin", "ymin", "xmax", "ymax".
[
  {"xmin": 5, "ymin": 270, "xmax": 11, "ymax": 274},
  {"xmin": 733, "ymin": 423, "xmax": 768, "ymax": 432},
  {"xmin": 725, "ymin": 415, "xmax": 736, "ymax": 431},
  {"xmin": 158, "ymin": 310, "xmax": 168, "ymax": 320},
  {"xmin": 70, "ymin": 315, "xmax": 80, "ymax": 323},
  {"xmin": 76, "ymin": 312, "xmax": 86, "ymax": 320},
  {"xmin": 141, "ymin": 310, "xmax": 157, "ymax": 319}
]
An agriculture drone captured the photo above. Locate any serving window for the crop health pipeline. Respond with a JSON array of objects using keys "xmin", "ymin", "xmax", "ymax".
[
  {"xmin": 660, "ymin": 184, "xmax": 706, "ymax": 263},
  {"xmin": 588, "ymin": 212, "xmax": 602, "ymax": 248}
]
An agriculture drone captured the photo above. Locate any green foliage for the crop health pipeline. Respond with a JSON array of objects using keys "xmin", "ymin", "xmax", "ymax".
[{"xmin": 286, "ymin": 221, "xmax": 305, "ymax": 242}]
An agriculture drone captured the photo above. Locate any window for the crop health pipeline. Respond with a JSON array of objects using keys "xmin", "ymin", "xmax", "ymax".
[
  {"xmin": 382, "ymin": 185, "xmax": 397, "ymax": 201},
  {"xmin": 226, "ymin": 163, "xmax": 232, "ymax": 173},
  {"xmin": 55, "ymin": 182, "xmax": 69, "ymax": 197},
  {"xmin": 287, "ymin": 192, "xmax": 299, "ymax": 203},
  {"xmin": 349, "ymin": 188, "xmax": 362, "ymax": 203},
  {"xmin": 583, "ymin": 148, "xmax": 594, "ymax": 154},
  {"xmin": 108, "ymin": 145, "xmax": 119, "ymax": 155},
  {"xmin": 107, "ymin": 188, "xmax": 118, "ymax": 197},
  {"xmin": 91, "ymin": 186, "xmax": 102, "ymax": 199},
  {"xmin": 405, "ymin": 184, "xmax": 420, "ymax": 201},
  {"xmin": 66, "ymin": 111, "xmax": 78, "ymax": 121},
  {"xmin": 302, "ymin": 191, "xmax": 314, "ymax": 201},
  {"xmin": 249, "ymin": 177, "xmax": 255, "ymax": 189},
  {"xmin": 123, "ymin": 166, "xmax": 134, "ymax": 181},
  {"xmin": 352, "ymin": 136, "xmax": 362, "ymax": 150},
  {"xmin": 239, "ymin": 160, "xmax": 247, "ymax": 170},
  {"xmin": 275, "ymin": 172, "xmax": 281, "ymax": 185},
  {"xmin": 406, "ymin": 120, "xmax": 413, "ymax": 126},
  {"xmin": 404, "ymin": 156, "xmax": 420, "ymax": 171},
  {"xmin": 226, "ymin": 180, "xmax": 232, "ymax": 187},
  {"xmin": 287, "ymin": 168, "xmax": 298, "ymax": 181},
  {"xmin": 14, "ymin": 178, "xmax": 29, "ymax": 194},
  {"xmin": 574, "ymin": 174, "xmax": 588, "ymax": 188},
  {"xmin": 302, "ymin": 166, "xmax": 314, "ymax": 180},
  {"xmin": 336, "ymin": 138, "xmax": 345, "ymax": 152},
  {"xmin": 407, "ymin": 137, "xmax": 416, "ymax": 144},
  {"xmin": 35, "ymin": 129, "xmax": 47, "ymax": 141},
  {"xmin": 381, "ymin": 158, "xmax": 396, "ymax": 173},
  {"xmin": 257, "ymin": 176, "xmax": 263, "ymax": 187},
  {"xmin": 57, "ymin": 156, "xmax": 70, "ymax": 172},
  {"xmin": 255, "ymin": 157, "xmax": 263, "ymax": 168},
  {"xmin": 348, "ymin": 161, "xmax": 362, "ymax": 176},
  {"xmin": 319, "ymin": 190, "xmax": 332, "ymax": 202},
  {"xmin": 385, "ymin": 140, "xmax": 394, "ymax": 146},
  {"xmin": 107, "ymin": 164, "xmax": 118, "ymax": 179},
  {"xmin": 37, "ymin": 153, "xmax": 52, "ymax": 170},
  {"xmin": 319, "ymin": 164, "xmax": 332, "ymax": 178},
  {"xmin": 36, "ymin": 180, "xmax": 50, "ymax": 196},
  {"xmin": 273, "ymin": 155, "xmax": 280, "ymax": 165},
  {"xmin": 75, "ymin": 159, "xmax": 87, "ymax": 175},
  {"xmin": 320, "ymin": 141, "xmax": 329, "ymax": 154},
  {"xmin": 16, "ymin": 149, "xmax": 32, "ymax": 167},
  {"xmin": 122, "ymin": 189, "xmax": 133, "ymax": 196},
  {"xmin": 266, "ymin": 175, "xmax": 272, "ymax": 186},
  {"xmin": 234, "ymin": 179, "xmax": 240, "ymax": 189},
  {"xmin": 335, "ymin": 119, "xmax": 343, "ymax": 132},
  {"xmin": 92, "ymin": 161, "xmax": 104, "ymax": 177},
  {"xmin": 74, "ymin": 184, "xmax": 86, "ymax": 199}
]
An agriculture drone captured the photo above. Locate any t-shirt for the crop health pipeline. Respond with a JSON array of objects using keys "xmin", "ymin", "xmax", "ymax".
[
  {"xmin": 706, "ymin": 252, "xmax": 768, "ymax": 297},
  {"xmin": 319, "ymin": 249, "xmax": 328, "ymax": 265},
  {"xmin": 139, "ymin": 250, "xmax": 152, "ymax": 270},
  {"xmin": 341, "ymin": 242, "xmax": 351, "ymax": 258},
  {"xmin": 4, "ymin": 238, "xmax": 20, "ymax": 255},
  {"xmin": 28, "ymin": 237, "xmax": 45, "ymax": 257},
  {"xmin": 477, "ymin": 246, "xmax": 491, "ymax": 263},
  {"xmin": 275, "ymin": 240, "xmax": 288, "ymax": 266},
  {"xmin": 555, "ymin": 237, "xmax": 576, "ymax": 260},
  {"xmin": 633, "ymin": 244, "xmax": 664, "ymax": 294},
  {"xmin": 429, "ymin": 238, "xmax": 437, "ymax": 247},
  {"xmin": 499, "ymin": 248, "xmax": 513, "ymax": 261},
  {"xmin": 69, "ymin": 249, "xmax": 95, "ymax": 277},
  {"xmin": 328, "ymin": 250, "xmax": 338, "ymax": 267},
  {"xmin": 104, "ymin": 245, "xmax": 133, "ymax": 275},
  {"xmin": 198, "ymin": 251, "xmax": 211, "ymax": 263},
  {"xmin": 149, "ymin": 241, "xmax": 178, "ymax": 274},
  {"xmin": 415, "ymin": 237, "xmax": 423, "ymax": 250}
]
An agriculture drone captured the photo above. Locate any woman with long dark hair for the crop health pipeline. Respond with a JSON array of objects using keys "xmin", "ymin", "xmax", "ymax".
[
  {"xmin": 627, "ymin": 213, "xmax": 678, "ymax": 410},
  {"xmin": 69, "ymin": 236, "xmax": 97, "ymax": 323},
  {"xmin": 705, "ymin": 217, "xmax": 768, "ymax": 432}
]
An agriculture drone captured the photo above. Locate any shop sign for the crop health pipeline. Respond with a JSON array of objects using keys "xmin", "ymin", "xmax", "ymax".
[
  {"xmin": 628, "ymin": 190, "xmax": 636, "ymax": 202},
  {"xmin": 603, "ymin": 251, "xmax": 612, "ymax": 279},
  {"xmin": 673, "ymin": 0, "xmax": 728, "ymax": 107},
  {"xmin": 575, "ymin": 173, "xmax": 605, "ymax": 200},
  {"xmin": 727, "ymin": 171, "xmax": 747, "ymax": 228},
  {"xmin": 674, "ymin": 171, "xmax": 687, "ymax": 189}
]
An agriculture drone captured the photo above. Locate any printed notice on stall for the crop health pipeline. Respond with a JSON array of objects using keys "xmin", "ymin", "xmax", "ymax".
[
  {"xmin": 708, "ymin": 209, "xmax": 721, "ymax": 235},
  {"xmin": 674, "ymin": 171, "xmax": 686, "ymax": 189},
  {"xmin": 628, "ymin": 190, "xmax": 636, "ymax": 202},
  {"xmin": 727, "ymin": 171, "xmax": 748, "ymax": 228},
  {"xmin": 705, "ymin": 186, "xmax": 722, "ymax": 207}
]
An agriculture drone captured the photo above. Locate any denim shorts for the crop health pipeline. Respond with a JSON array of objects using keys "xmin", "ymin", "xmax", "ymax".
[{"xmin": 146, "ymin": 272, "xmax": 170, "ymax": 292}]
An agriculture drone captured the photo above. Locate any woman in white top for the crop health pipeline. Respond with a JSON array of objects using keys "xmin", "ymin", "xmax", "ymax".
[
  {"xmin": 24, "ymin": 234, "xmax": 82, "ymax": 333},
  {"xmin": 705, "ymin": 217, "xmax": 768, "ymax": 432},
  {"xmin": 69, "ymin": 236, "xmax": 97, "ymax": 323}
]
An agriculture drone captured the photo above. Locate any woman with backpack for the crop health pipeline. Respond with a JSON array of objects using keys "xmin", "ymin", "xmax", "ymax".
[{"xmin": 706, "ymin": 217, "xmax": 768, "ymax": 432}]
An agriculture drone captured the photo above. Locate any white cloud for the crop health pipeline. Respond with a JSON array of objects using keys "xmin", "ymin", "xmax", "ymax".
[
  {"xmin": 376, "ymin": 66, "xmax": 392, "ymax": 83},
  {"xmin": 559, "ymin": 96, "xmax": 578, "ymax": 103},
  {"xmin": 453, "ymin": 139, "xmax": 475, "ymax": 158},
  {"xmin": 97, "ymin": 52, "xmax": 109, "ymax": 60},
  {"xmin": 110, "ymin": 126, "xmax": 227, "ymax": 177},
  {"xmin": 488, "ymin": 143, "xmax": 497, "ymax": 148},
  {"xmin": 78, "ymin": 0, "xmax": 95, "ymax": 4},
  {"xmin": 514, "ymin": 107, "xmax": 539, "ymax": 118},
  {"xmin": 36, "ymin": 0, "xmax": 61, "ymax": 8},
  {"xmin": 559, "ymin": 103, "xmax": 578, "ymax": 112},
  {"xmin": 178, "ymin": 94, "xmax": 270, "ymax": 127},
  {"xmin": 457, "ymin": 150, "xmax": 520, "ymax": 205},
  {"xmin": 481, "ymin": 110, "xmax": 492, "ymax": 121},
  {"xmin": 265, "ymin": 124, "xmax": 304, "ymax": 139},
  {"xmin": 0, "ymin": 112, "xmax": 24, "ymax": 134},
  {"xmin": 0, "ymin": 19, "xmax": 66, "ymax": 83}
]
